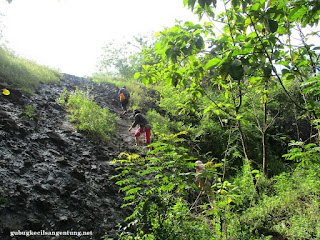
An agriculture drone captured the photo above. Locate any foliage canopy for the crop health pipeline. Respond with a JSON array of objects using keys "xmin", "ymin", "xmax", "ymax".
[{"xmin": 108, "ymin": 0, "xmax": 320, "ymax": 239}]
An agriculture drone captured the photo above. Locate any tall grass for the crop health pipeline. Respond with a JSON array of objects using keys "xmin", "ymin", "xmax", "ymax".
[
  {"xmin": 58, "ymin": 88, "xmax": 118, "ymax": 141},
  {"xmin": 230, "ymin": 164, "xmax": 320, "ymax": 239},
  {"xmin": 0, "ymin": 47, "xmax": 61, "ymax": 93}
]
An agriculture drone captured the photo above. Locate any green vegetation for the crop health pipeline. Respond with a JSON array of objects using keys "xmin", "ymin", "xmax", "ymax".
[
  {"xmin": 111, "ymin": 133, "xmax": 215, "ymax": 240},
  {"xmin": 0, "ymin": 47, "xmax": 61, "ymax": 93},
  {"xmin": 237, "ymin": 165, "xmax": 320, "ymax": 239},
  {"xmin": 22, "ymin": 105, "xmax": 35, "ymax": 120},
  {"xmin": 1, "ymin": 0, "xmax": 320, "ymax": 239},
  {"xmin": 97, "ymin": 34, "xmax": 157, "ymax": 81},
  {"xmin": 97, "ymin": 0, "xmax": 320, "ymax": 239},
  {"xmin": 57, "ymin": 88, "xmax": 118, "ymax": 141},
  {"xmin": 110, "ymin": 133, "xmax": 320, "ymax": 239}
]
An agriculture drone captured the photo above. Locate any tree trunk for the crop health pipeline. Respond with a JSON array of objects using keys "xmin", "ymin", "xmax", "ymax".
[{"xmin": 262, "ymin": 78, "xmax": 268, "ymax": 177}]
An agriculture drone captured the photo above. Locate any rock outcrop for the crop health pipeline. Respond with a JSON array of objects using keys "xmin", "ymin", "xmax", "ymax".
[{"xmin": 0, "ymin": 74, "xmax": 133, "ymax": 239}]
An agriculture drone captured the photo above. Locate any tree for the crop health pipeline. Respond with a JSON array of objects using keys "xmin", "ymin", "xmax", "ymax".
[
  {"xmin": 136, "ymin": 0, "xmax": 320, "ymax": 176},
  {"xmin": 98, "ymin": 33, "xmax": 159, "ymax": 80}
]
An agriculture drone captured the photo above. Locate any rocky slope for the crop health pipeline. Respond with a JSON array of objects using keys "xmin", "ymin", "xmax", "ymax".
[{"xmin": 0, "ymin": 74, "xmax": 136, "ymax": 239}]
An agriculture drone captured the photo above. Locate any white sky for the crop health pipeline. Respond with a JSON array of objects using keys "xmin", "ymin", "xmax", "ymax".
[{"xmin": 0, "ymin": 0, "xmax": 200, "ymax": 76}]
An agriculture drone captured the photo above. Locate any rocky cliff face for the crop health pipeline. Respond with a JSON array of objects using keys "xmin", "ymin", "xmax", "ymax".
[{"xmin": 0, "ymin": 74, "xmax": 133, "ymax": 239}]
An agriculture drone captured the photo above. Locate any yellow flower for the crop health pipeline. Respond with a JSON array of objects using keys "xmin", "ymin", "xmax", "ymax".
[
  {"xmin": 205, "ymin": 161, "xmax": 214, "ymax": 168},
  {"xmin": 220, "ymin": 190, "xmax": 228, "ymax": 195}
]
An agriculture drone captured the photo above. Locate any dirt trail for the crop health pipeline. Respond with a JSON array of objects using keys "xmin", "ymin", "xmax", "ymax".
[
  {"xmin": 115, "ymin": 113, "xmax": 152, "ymax": 153},
  {"xmin": 83, "ymin": 76, "xmax": 141, "ymax": 152},
  {"xmin": 117, "ymin": 117, "xmax": 135, "ymax": 146}
]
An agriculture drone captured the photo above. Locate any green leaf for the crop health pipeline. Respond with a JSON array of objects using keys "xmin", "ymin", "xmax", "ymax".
[
  {"xmin": 195, "ymin": 37, "xmax": 204, "ymax": 49},
  {"xmin": 187, "ymin": 0, "xmax": 196, "ymax": 9},
  {"xmin": 124, "ymin": 195, "xmax": 135, "ymax": 201},
  {"xmin": 226, "ymin": 59, "xmax": 244, "ymax": 80},
  {"xmin": 134, "ymin": 72, "xmax": 140, "ymax": 79},
  {"xmin": 204, "ymin": 58, "xmax": 221, "ymax": 70},
  {"xmin": 198, "ymin": 0, "xmax": 206, "ymax": 8},
  {"xmin": 245, "ymin": 18, "xmax": 251, "ymax": 27},
  {"xmin": 250, "ymin": 3, "xmax": 260, "ymax": 11},
  {"xmin": 225, "ymin": 90, "xmax": 229, "ymax": 99},
  {"xmin": 247, "ymin": 32, "xmax": 257, "ymax": 39},
  {"xmin": 126, "ymin": 187, "xmax": 142, "ymax": 195},
  {"xmin": 281, "ymin": 68, "xmax": 290, "ymax": 76},
  {"xmin": 277, "ymin": 61, "xmax": 289, "ymax": 67},
  {"xmin": 142, "ymin": 77, "xmax": 149, "ymax": 85},
  {"xmin": 286, "ymin": 74, "xmax": 295, "ymax": 80},
  {"xmin": 232, "ymin": 0, "xmax": 239, "ymax": 7},
  {"xmin": 289, "ymin": 6, "xmax": 308, "ymax": 22},
  {"xmin": 277, "ymin": 26, "xmax": 288, "ymax": 34},
  {"xmin": 268, "ymin": 19, "xmax": 278, "ymax": 33},
  {"xmin": 231, "ymin": 59, "xmax": 242, "ymax": 67},
  {"xmin": 236, "ymin": 114, "xmax": 243, "ymax": 120},
  {"xmin": 263, "ymin": 66, "xmax": 272, "ymax": 77},
  {"xmin": 154, "ymin": 31, "xmax": 162, "ymax": 38},
  {"xmin": 204, "ymin": 106, "xmax": 213, "ymax": 115}
]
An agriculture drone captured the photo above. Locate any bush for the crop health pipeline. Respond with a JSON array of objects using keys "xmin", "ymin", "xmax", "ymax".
[
  {"xmin": 233, "ymin": 165, "xmax": 320, "ymax": 239},
  {"xmin": 112, "ymin": 133, "xmax": 215, "ymax": 239},
  {"xmin": 111, "ymin": 132, "xmax": 239, "ymax": 239},
  {"xmin": 59, "ymin": 88, "xmax": 118, "ymax": 141}
]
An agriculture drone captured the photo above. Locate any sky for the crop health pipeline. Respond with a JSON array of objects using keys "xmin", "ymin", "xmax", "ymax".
[{"xmin": 0, "ymin": 0, "xmax": 200, "ymax": 76}]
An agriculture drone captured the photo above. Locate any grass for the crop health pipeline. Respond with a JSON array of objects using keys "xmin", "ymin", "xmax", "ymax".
[
  {"xmin": 235, "ymin": 165, "xmax": 320, "ymax": 239},
  {"xmin": 0, "ymin": 47, "xmax": 62, "ymax": 93},
  {"xmin": 58, "ymin": 88, "xmax": 118, "ymax": 141}
]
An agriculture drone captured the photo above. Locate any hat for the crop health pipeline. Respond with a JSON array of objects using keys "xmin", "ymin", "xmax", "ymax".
[
  {"xmin": 122, "ymin": 86, "xmax": 126, "ymax": 89},
  {"xmin": 195, "ymin": 161, "xmax": 204, "ymax": 169}
]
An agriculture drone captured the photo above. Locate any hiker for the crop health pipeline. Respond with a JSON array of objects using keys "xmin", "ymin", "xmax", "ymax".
[
  {"xmin": 195, "ymin": 160, "xmax": 215, "ymax": 207},
  {"xmin": 128, "ymin": 109, "xmax": 151, "ymax": 147},
  {"xmin": 195, "ymin": 161, "xmax": 206, "ymax": 190},
  {"xmin": 195, "ymin": 160, "xmax": 213, "ymax": 193},
  {"xmin": 118, "ymin": 86, "xmax": 130, "ymax": 114}
]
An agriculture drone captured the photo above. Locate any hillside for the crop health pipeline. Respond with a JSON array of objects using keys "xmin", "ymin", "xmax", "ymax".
[
  {"xmin": 1, "ymin": 0, "xmax": 320, "ymax": 237},
  {"xmin": 0, "ymin": 74, "xmax": 136, "ymax": 239}
]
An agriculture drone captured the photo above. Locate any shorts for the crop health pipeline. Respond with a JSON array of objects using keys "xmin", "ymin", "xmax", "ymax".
[{"xmin": 134, "ymin": 127, "xmax": 151, "ymax": 144}]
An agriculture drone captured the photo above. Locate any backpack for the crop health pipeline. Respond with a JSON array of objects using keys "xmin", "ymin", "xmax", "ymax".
[{"xmin": 120, "ymin": 92, "xmax": 126, "ymax": 102}]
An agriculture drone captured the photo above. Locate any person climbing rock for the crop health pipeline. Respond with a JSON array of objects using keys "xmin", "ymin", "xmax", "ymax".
[
  {"xmin": 128, "ymin": 109, "xmax": 152, "ymax": 147},
  {"xmin": 118, "ymin": 86, "xmax": 130, "ymax": 115}
]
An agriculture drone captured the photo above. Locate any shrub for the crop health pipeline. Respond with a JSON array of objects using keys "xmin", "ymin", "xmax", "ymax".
[
  {"xmin": 60, "ymin": 88, "xmax": 118, "ymax": 141},
  {"xmin": 233, "ymin": 165, "xmax": 320, "ymax": 239},
  {"xmin": 111, "ymin": 132, "xmax": 235, "ymax": 239}
]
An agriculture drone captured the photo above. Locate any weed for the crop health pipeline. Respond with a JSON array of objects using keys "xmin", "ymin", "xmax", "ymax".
[
  {"xmin": 22, "ymin": 105, "xmax": 35, "ymax": 120},
  {"xmin": 62, "ymin": 88, "xmax": 118, "ymax": 141}
]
